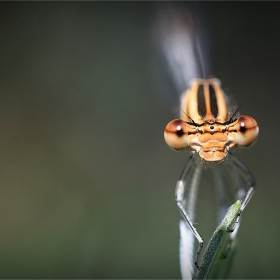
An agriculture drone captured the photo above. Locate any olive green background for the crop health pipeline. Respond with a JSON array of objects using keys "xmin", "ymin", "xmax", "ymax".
[{"xmin": 0, "ymin": 2, "xmax": 277, "ymax": 278}]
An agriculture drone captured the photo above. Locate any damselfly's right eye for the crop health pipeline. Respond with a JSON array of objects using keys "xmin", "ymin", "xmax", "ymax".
[{"xmin": 164, "ymin": 119, "xmax": 190, "ymax": 150}]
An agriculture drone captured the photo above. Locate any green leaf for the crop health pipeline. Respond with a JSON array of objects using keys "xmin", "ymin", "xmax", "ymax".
[{"xmin": 194, "ymin": 200, "xmax": 241, "ymax": 280}]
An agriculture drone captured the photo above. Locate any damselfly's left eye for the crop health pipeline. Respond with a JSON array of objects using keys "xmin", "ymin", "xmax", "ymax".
[
  {"xmin": 236, "ymin": 115, "xmax": 259, "ymax": 148},
  {"xmin": 164, "ymin": 119, "xmax": 190, "ymax": 150}
]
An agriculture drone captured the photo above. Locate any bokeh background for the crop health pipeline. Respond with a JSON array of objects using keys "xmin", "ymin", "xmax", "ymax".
[{"xmin": 0, "ymin": 1, "xmax": 278, "ymax": 278}]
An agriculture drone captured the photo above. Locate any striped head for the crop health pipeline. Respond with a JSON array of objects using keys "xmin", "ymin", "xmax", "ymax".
[{"xmin": 164, "ymin": 79, "xmax": 259, "ymax": 161}]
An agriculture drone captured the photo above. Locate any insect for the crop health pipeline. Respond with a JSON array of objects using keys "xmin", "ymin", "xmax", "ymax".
[
  {"xmin": 164, "ymin": 78, "xmax": 258, "ymax": 272},
  {"xmin": 154, "ymin": 3, "xmax": 259, "ymax": 278}
]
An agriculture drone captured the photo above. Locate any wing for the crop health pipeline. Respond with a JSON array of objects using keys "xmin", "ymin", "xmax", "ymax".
[
  {"xmin": 177, "ymin": 152, "xmax": 255, "ymax": 277},
  {"xmin": 152, "ymin": 2, "xmax": 218, "ymax": 95}
]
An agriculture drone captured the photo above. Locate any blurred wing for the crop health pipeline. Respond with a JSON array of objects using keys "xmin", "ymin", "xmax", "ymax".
[
  {"xmin": 180, "ymin": 219, "xmax": 194, "ymax": 279},
  {"xmin": 178, "ymin": 152, "xmax": 255, "ymax": 276},
  {"xmin": 152, "ymin": 2, "xmax": 217, "ymax": 95},
  {"xmin": 182, "ymin": 153, "xmax": 255, "ymax": 227}
]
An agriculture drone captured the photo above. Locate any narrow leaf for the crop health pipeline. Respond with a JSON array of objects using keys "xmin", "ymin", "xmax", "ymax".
[{"xmin": 194, "ymin": 200, "xmax": 241, "ymax": 279}]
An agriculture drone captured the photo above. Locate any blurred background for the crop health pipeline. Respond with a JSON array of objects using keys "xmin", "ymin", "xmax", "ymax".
[{"xmin": 0, "ymin": 2, "xmax": 278, "ymax": 278}]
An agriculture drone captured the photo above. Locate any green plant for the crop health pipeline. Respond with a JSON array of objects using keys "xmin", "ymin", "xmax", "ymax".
[{"xmin": 194, "ymin": 200, "xmax": 241, "ymax": 280}]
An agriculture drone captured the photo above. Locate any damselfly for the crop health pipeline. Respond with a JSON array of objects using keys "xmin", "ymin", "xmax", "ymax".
[{"xmin": 154, "ymin": 3, "xmax": 259, "ymax": 278}]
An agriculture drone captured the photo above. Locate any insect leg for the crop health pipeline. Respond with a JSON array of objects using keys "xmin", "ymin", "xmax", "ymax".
[{"xmin": 175, "ymin": 154, "xmax": 204, "ymax": 272}]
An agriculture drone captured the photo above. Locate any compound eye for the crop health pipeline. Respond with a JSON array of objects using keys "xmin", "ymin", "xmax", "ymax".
[
  {"xmin": 164, "ymin": 119, "xmax": 190, "ymax": 150},
  {"xmin": 236, "ymin": 115, "xmax": 259, "ymax": 148}
]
